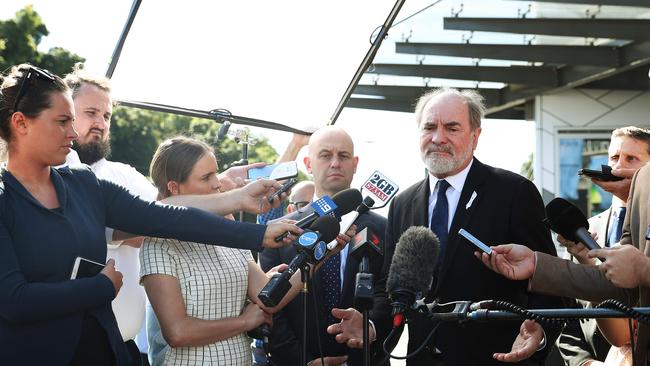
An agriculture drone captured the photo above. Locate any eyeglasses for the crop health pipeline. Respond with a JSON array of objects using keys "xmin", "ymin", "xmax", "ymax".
[
  {"xmin": 289, "ymin": 200, "xmax": 310, "ymax": 209},
  {"xmin": 13, "ymin": 66, "xmax": 57, "ymax": 113}
]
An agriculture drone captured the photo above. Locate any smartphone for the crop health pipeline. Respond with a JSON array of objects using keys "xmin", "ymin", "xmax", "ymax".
[
  {"xmin": 458, "ymin": 228, "xmax": 492, "ymax": 255},
  {"xmin": 70, "ymin": 256, "xmax": 105, "ymax": 279},
  {"xmin": 248, "ymin": 161, "xmax": 298, "ymax": 181},
  {"xmin": 268, "ymin": 178, "xmax": 298, "ymax": 203},
  {"xmin": 248, "ymin": 164, "xmax": 276, "ymax": 180},
  {"xmin": 578, "ymin": 165, "xmax": 623, "ymax": 182}
]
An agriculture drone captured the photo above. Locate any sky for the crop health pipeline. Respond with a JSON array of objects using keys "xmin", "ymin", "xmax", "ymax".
[{"xmin": 2, "ymin": 0, "xmax": 536, "ymax": 216}]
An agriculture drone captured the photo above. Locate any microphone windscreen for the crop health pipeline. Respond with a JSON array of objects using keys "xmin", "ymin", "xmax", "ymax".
[
  {"xmin": 545, "ymin": 198, "xmax": 589, "ymax": 242},
  {"xmin": 309, "ymin": 215, "xmax": 341, "ymax": 243},
  {"xmin": 386, "ymin": 226, "xmax": 440, "ymax": 296},
  {"xmin": 332, "ymin": 188, "xmax": 363, "ymax": 216}
]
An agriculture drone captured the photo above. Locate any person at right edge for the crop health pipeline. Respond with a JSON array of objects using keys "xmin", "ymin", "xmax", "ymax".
[
  {"xmin": 327, "ymin": 87, "xmax": 563, "ymax": 365},
  {"xmin": 556, "ymin": 126, "xmax": 650, "ymax": 366}
]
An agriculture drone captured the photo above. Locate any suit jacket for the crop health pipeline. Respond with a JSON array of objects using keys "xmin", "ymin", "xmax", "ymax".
[
  {"xmin": 372, "ymin": 158, "xmax": 563, "ymax": 366},
  {"xmin": 530, "ymin": 164, "xmax": 650, "ymax": 365},
  {"xmin": 260, "ymin": 211, "xmax": 387, "ymax": 366},
  {"xmin": 556, "ymin": 207, "xmax": 613, "ymax": 366}
]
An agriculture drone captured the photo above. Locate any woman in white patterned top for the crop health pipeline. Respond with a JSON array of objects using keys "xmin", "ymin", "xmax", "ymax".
[{"xmin": 140, "ymin": 137, "xmax": 311, "ymax": 366}]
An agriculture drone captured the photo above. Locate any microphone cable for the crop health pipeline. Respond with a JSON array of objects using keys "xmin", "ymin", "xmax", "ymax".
[
  {"xmin": 379, "ymin": 320, "xmax": 441, "ymax": 363},
  {"xmin": 596, "ymin": 299, "xmax": 650, "ymax": 325},
  {"xmin": 596, "ymin": 298, "xmax": 650, "ymax": 366}
]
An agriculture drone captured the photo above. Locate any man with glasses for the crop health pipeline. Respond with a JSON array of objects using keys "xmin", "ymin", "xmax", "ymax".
[
  {"xmin": 258, "ymin": 127, "xmax": 387, "ymax": 366},
  {"xmin": 287, "ymin": 180, "xmax": 315, "ymax": 213}
]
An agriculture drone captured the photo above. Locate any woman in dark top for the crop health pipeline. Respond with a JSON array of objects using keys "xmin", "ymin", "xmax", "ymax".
[{"xmin": 0, "ymin": 64, "xmax": 299, "ymax": 366}]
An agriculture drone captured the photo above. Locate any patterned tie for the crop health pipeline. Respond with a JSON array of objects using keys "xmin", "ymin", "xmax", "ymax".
[
  {"xmin": 431, "ymin": 180, "xmax": 450, "ymax": 266},
  {"xmin": 608, "ymin": 206, "xmax": 627, "ymax": 246},
  {"xmin": 320, "ymin": 251, "xmax": 341, "ymax": 324}
]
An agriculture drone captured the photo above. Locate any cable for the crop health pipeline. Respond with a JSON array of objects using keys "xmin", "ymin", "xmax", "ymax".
[
  {"xmin": 596, "ymin": 299, "xmax": 650, "ymax": 325},
  {"xmin": 380, "ymin": 321, "xmax": 441, "ymax": 362},
  {"xmin": 368, "ymin": 0, "xmax": 444, "ymax": 45},
  {"xmin": 484, "ymin": 300, "xmax": 569, "ymax": 327}
]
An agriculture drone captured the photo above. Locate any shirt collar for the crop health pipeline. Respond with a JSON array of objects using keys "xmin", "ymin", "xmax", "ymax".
[{"xmin": 428, "ymin": 158, "xmax": 474, "ymax": 194}]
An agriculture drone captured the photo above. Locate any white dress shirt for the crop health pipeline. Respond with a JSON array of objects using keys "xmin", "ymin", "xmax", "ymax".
[{"xmin": 427, "ymin": 159, "xmax": 474, "ymax": 229}]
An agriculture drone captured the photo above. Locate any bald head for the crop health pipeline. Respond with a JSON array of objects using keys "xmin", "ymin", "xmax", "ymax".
[
  {"xmin": 287, "ymin": 181, "xmax": 315, "ymax": 213},
  {"xmin": 304, "ymin": 126, "xmax": 359, "ymax": 197}
]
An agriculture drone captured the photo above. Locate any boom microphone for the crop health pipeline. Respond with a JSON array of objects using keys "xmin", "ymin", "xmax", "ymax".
[
  {"xmin": 258, "ymin": 216, "xmax": 341, "ymax": 307},
  {"xmin": 274, "ymin": 188, "xmax": 362, "ymax": 242},
  {"xmin": 544, "ymin": 198, "xmax": 599, "ymax": 251},
  {"xmin": 386, "ymin": 226, "xmax": 440, "ymax": 327}
]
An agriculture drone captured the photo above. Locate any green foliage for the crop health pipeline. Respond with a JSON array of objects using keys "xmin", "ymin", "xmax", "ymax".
[
  {"xmin": 0, "ymin": 6, "xmax": 84, "ymax": 75},
  {"xmin": 520, "ymin": 153, "xmax": 533, "ymax": 181},
  {"xmin": 109, "ymin": 106, "xmax": 280, "ymax": 176}
]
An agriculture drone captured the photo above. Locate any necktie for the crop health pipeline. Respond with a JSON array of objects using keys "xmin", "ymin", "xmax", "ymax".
[
  {"xmin": 320, "ymin": 251, "xmax": 341, "ymax": 324},
  {"xmin": 431, "ymin": 180, "xmax": 450, "ymax": 266},
  {"xmin": 608, "ymin": 206, "xmax": 626, "ymax": 246}
]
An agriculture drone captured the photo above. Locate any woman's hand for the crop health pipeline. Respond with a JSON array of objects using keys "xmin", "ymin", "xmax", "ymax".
[
  {"xmin": 240, "ymin": 302, "xmax": 272, "ymax": 331},
  {"xmin": 100, "ymin": 259, "xmax": 123, "ymax": 296}
]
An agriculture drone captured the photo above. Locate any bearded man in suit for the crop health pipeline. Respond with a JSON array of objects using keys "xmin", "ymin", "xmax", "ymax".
[{"xmin": 328, "ymin": 87, "xmax": 562, "ymax": 365}]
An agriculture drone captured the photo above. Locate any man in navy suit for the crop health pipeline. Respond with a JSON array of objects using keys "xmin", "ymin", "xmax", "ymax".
[
  {"xmin": 328, "ymin": 88, "xmax": 562, "ymax": 365},
  {"xmin": 260, "ymin": 126, "xmax": 387, "ymax": 366}
]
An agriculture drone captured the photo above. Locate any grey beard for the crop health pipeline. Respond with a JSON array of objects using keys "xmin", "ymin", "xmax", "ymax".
[
  {"xmin": 73, "ymin": 140, "xmax": 111, "ymax": 165},
  {"xmin": 421, "ymin": 148, "xmax": 472, "ymax": 177}
]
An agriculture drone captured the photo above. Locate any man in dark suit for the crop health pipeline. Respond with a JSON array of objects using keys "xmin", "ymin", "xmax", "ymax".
[
  {"xmin": 260, "ymin": 126, "xmax": 387, "ymax": 366},
  {"xmin": 328, "ymin": 87, "xmax": 561, "ymax": 365}
]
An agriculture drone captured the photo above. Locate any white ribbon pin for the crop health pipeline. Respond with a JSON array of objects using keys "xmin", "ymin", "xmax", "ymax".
[{"xmin": 466, "ymin": 191, "xmax": 478, "ymax": 210}]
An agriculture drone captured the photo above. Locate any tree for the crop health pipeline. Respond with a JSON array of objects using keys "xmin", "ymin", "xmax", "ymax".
[
  {"xmin": 521, "ymin": 153, "xmax": 533, "ymax": 181},
  {"xmin": 0, "ymin": 6, "xmax": 84, "ymax": 75},
  {"xmin": 109, "ymin": 106, "xmax": 280, "ymax": 175}
]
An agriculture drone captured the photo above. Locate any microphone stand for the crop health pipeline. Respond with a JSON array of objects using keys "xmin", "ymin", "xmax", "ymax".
[
  {"xmin": 300, "ymin": 263, "xmax": 312, "ymax": 366},
  {"xmin": 354, "ymin": 257, "xmax": 374, "ymax": 366}
]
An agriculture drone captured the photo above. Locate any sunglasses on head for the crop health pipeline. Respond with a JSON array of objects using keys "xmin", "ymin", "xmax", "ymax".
[{"xmin": 13, "ymin": 66, "xmax": 57, "ymax": 113}]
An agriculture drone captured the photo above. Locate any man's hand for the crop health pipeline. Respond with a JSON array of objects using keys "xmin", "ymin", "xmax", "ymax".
[
  {"xmin": 239, "ymin": 179, "xmax": 287, "ymax": 213},
  {"xmin": 589, "ymin": 245, "xmax": 650, "ymax": 288},
  {"xmin": 475, "ymin": 244, "xmax": 536, "ymax": 280},
  {"xmin": 307, "ymin": 356, "xmax": 348, "ymax": 366},
  {"xmin": 327, "ymin": 308, "xmax": 368, "ymax": 349},
  {"xmin": 262, "ymin": 220, "xmax": 302, "ymax": 249},
  {"xmin": 219, "ymin": 162, "xmax": 266, "ymax": 192},
  {"xmin": 493, "ymin": 320, "xmax": 544, "ymax": 362},
  {"xmin": 591, "ymin": 167, "xmax": 638, "ymax": 202},
  {"xmin": 557, "ymin": 233, "xmax": 596, "ymax": 266}
]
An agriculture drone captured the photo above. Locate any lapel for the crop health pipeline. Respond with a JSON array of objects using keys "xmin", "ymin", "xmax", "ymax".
[
  {"xmin": 340, "ymin": 249, "xmax": 357, "ymax": 306},
  {"xmin": 413, "ymin": 177, "xmax": 431, "ymax": 228},
  {"xmin": 435, "ymin": 159, "xmax": 489, "ymax": 292}
]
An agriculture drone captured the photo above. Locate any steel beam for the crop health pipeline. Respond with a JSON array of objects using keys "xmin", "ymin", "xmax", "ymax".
[
  {"xmin": 444, "ymin": 18, "xmax": 650, "ymax": 41},
  {"xmin": 396, "ymin": 42, "xmax": 621, "ymax": 67},
  {"xmin": 368, "ymin": 63, "xmax": 559, "ymax": 86},
  {"xmin": 507, "ymin": 0, "xmax": 650, "ymax": 7}
]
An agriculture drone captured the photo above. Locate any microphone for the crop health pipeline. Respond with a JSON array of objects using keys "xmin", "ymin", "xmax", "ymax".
[
  {"xmin": 274, "ymin": 188, "xmax": 362, "ymax": 242},
  {"xmin": 544, "ymin": 197, "xmax": 599, "ymax": 251},
  {"xmin": 349, "ymin": 224, "xmax": 383, "ymax": 310},
  {"xmin": 258, "ymin": 216, "xmax": 341, "ymax": 307},
  {"xmin": 326, "ymin": 195, "xmax": 376, "ymax": 250},
  {"xmin": 217, "ymin": 121, "xmax": 231, "ymax": 140},
  {"xmin": 386, "ymin": 226, "xmax": 440, "ymax": 328}
]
